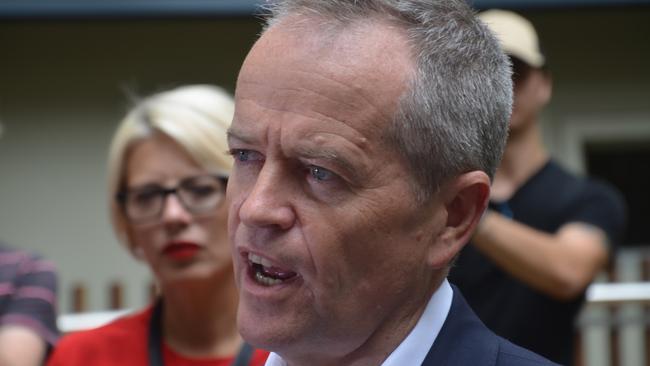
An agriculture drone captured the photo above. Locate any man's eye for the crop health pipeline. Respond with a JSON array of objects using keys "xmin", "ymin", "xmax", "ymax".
[
  {"xmin": 230, "ymin": 149, "xmax": 263, "ymax": 163},
  {"xmin": 308, "ymin": 166, "xmax": 335, "ymax": 182}
]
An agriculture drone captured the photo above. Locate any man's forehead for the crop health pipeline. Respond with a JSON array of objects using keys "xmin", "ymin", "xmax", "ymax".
[
  {"xmin": 236, "ymin": 17, "xmax": 414, "ymax": 130},
  {"xmin": 245, "ymin": 16, "xmax": 413, "ymax": 85}
]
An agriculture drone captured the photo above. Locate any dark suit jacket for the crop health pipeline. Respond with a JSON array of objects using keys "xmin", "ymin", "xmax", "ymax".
[{"xmin": 422, "ymin": 286, "xmax": 560, "ymax": 365}]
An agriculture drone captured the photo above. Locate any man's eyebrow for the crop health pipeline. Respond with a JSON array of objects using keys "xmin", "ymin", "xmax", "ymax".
[
  {"xmin": 226, "ymin": 128, "xmax": 255, "ymax": 145},
  {"xmin": 294, "ymin": 145, "xmax": 359, "ymax": 179}
]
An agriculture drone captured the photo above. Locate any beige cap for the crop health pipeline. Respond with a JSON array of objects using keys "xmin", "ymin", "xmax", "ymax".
[{"xmin": 479, "ymin": 9, "xmax": 545, "ymax": 68}]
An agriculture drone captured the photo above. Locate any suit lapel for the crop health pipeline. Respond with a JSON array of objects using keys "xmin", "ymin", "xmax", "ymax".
[{"xmin": 421, "ymin": 285, "xmax": 499, "ymax": 366}]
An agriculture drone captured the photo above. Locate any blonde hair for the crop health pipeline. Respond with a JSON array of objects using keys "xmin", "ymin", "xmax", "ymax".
[{"xmin": 107, "ymin": 85, "xmax": 234, "ymax": 252}]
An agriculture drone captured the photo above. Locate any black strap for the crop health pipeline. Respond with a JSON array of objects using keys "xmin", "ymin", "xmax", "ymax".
[
  {"xmin": 231, "ymin": 342, "xmax": 254, "ymax": 366},
  {"xmin": 147, "ymin": 299, "xmax": 255, "ymax": 366},
  {"xmin": 148, "ymin": 299, "xmax": 165, "ymax": 366}
]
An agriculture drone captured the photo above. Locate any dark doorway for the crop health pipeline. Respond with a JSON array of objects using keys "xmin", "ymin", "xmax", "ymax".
[{"xmin": 585, "ymin": 140, "xmax": 650, "ymax": 247}]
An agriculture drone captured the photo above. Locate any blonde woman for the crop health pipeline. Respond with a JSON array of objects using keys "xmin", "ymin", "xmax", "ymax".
[{"xmin": 48, "ymin": 85, "xmax": 268, "ymax": 366}]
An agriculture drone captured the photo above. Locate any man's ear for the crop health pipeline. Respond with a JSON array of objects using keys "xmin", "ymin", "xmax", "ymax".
[{"xmin": 427, "ymin": 171, "xmax": 490, "ymax": 268}]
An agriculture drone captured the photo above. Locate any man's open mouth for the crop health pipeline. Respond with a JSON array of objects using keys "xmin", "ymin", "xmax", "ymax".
[{"xmin": 248, "ymin": 253, "xmax": 298, "ymax": 286}]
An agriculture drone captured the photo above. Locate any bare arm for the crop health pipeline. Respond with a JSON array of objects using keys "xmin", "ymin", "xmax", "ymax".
[
  {"xmin": 472, "ymin": 210, "xmax": 609, "ymax": 300},
  {"xmin": 0, "ymin": 325, "xmax": 47, "ymax": 366}
]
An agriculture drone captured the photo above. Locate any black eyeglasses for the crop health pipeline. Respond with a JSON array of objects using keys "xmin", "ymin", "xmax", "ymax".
[{"xmin": 116, "ymin": 175, "xmax": 228, "ymax": 224}]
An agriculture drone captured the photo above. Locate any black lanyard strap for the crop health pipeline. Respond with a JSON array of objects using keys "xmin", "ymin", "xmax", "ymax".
[
  {"xmin": 231, "ymin": 342, "xmax": 254, "ymax": 366},
  {"xmin": 148, "ymin": 299, "xmax": 255, "ymax": 366},
  {"xmin": 148, "ymin": 299, "xmax": 165, "ymax": 366}
]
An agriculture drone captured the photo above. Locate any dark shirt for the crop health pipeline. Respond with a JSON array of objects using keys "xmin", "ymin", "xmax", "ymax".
[{"xmin": 449, "ymin": 160, "xmax": 626, "ymax": 365}]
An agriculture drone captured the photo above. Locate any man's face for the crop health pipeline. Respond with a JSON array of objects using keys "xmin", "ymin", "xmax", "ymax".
[
  {"xmin": 509, "ymin": 57, "xmax": 552, "ymax": 131},
  {"xmin": 227, "ymin": 20, "xmax": 449, "ymax": 362}
]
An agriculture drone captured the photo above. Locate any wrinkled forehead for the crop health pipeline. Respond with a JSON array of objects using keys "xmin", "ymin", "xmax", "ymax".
[
  {"xmin": 236, "ymin": 16, "xmax": 414, "ymax": 130},
  {"xmin": 261, "ymin": 15, "xmax": 412, "ymax": 69}
]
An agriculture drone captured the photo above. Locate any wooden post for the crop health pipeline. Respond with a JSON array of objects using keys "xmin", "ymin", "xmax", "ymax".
[
  {"xmin": 71, "ymin": 283, "xmax": 86, "ymax": 313},
  {"xmin": 109, "ymin": 280, "xmax": 123, "ymax": 310}
]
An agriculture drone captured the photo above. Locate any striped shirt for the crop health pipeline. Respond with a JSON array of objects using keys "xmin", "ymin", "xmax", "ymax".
[{"xmin": 0, "ymin": 244, "xmax": 59, "ymax": 346}]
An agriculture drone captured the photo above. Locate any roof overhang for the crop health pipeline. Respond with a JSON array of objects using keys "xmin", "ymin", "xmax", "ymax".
[{"xmin": 1, "ymin": 0, "xmax": 649, "ymax": 20}]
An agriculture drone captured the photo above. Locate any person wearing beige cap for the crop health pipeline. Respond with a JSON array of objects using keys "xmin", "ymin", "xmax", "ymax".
[{"xmin": 449, "ymin": 9, "xmax": 627, "ymax": 365}]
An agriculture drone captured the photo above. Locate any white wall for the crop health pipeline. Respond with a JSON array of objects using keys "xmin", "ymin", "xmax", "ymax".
[
  {"xmin": 528, "ymin": 8, "xmax": 650, "ymax": 173},
  {"xmin": 0, "ymin": 105, "xmax": 151, "ymax": 312},
  {"xmin": 0, "ymin": 18, "xmax": 260, "ymax": 312}
]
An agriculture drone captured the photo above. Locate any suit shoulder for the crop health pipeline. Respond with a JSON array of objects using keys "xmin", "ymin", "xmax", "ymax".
[{"xmin": 496, "ymin": 337, "xmax": 560, "ymax": 366}]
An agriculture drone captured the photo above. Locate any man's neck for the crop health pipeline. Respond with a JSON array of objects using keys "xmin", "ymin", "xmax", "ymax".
[
  {"xmin": 279, "ymin": 277, "xmax": 445, "ymax": 366},
  {"xmin": 491, "ymin": 121, "xmax": 549, "ymax": 202}
]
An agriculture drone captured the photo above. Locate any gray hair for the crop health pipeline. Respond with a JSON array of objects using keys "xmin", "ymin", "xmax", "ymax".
[{"xmin": 263, "ymin": 0, "xmax": 512, "ymax": 202}]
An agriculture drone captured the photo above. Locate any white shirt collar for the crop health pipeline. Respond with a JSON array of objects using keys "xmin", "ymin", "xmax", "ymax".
[
  {"xmin": 264, "ymin": 279, "xmax": 453, "ymax": 366},
  {"xmin": 264, "ymin": 351, "xmax": 287, "ymax": 366}
]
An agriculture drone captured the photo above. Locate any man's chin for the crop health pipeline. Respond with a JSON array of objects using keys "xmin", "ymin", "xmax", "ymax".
[{"xmin": 238, "ymin": 308, "xmax": 291, "ymax": 350}]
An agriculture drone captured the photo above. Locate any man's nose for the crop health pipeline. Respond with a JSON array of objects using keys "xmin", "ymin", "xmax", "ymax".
[{"xmin": 238, "ymin": 164, "xmax": 296, "ymax": 231}]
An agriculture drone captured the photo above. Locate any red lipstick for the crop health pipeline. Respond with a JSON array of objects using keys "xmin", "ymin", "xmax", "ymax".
[{"xmin": 163, "ymin": 241, "xmax": 201, "ymax": 261}]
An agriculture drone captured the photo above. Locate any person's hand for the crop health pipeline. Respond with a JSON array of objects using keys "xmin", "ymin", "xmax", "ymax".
[{"xmin": 0, "ymin": 325, "xmax": 47, "ymax": 366}]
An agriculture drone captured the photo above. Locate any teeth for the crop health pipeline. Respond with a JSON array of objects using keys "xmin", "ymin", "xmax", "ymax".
[
  {"xmin": 255, "ymin": 271, "xmax": 283, "ymax": 286},
  {"xmin": 248, "ymin": 253, "xmax": 274, "ymax": 268},
  {"xmin": 248, "ymin": 252, "xmax": 291, "ymax": 286}
]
